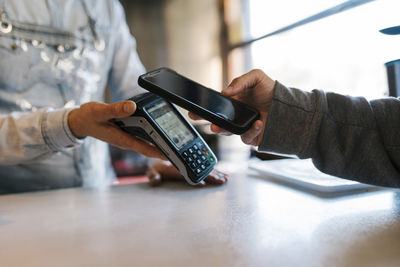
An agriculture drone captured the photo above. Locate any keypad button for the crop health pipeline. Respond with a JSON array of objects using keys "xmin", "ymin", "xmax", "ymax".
[
  {"xmin": 205, "ymin": 152, "xmax": 209, "ymax": 157},
  {"xmin": 209, "ymin": 157, "xmax": 215, "ymax": 163},
  {"xmin": 182, "ymin": 151, "xmax": 189, "ymax": 158},
  {"xmin": 195, "ymin": 168, "xmax": 202, "ymax": 174},
  {"xmin": 190, "ymin": 162, "xmax": 197, "ymax": 169},
  {"xmin": 188, "ymin": 148, "xmax": 194, "ymax": 153},
  {"xmin": 200, "ymin": 164, "xmax": 206, "ymax": 170},
  {"xmin": 200, "ymin": 155, "xmax": 207, "ymax": 161},
  {"xmin": 192, "ymin": 154, "xmax": 198, "ymax": 159},
  {"xmin": 193, "ymin": 145, "xmax": 199, "ymax": 150},
  {"xmin": 201, "ymin": 148, "xmax": 207, "ymax": 152},
  {"xmin": 196, "ymin": 159, "xmax": 202, "ymax": 165},
  {"xmin": 187, "ymin": 157, "xmax": 193, "ymax": 163},
  {"xmin": 197, "ymin": 150, "xmax": 202, "ymax": 156}
]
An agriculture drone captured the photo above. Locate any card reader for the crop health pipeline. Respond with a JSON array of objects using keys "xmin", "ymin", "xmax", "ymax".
[{"xmin": 113, "ymin": 92, "xmax": 217, "ymax": 185}]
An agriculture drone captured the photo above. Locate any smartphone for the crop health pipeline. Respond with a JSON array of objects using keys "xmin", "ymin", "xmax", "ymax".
[{"xmin": 138, "ymin": 68, "xmax": 260, "ymax": 135}]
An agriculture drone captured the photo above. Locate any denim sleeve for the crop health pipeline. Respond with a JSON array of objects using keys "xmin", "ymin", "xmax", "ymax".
[
  {"xmin": 107, "ymin": 0, "xmax": 146, "ymax": 102},
  {"xmin": 0, "ymin": 108, "xmax": 81, "ymax": 165},
  {"xmin": 259, "ymin": 82, "xmax": 400, "ymax": 188}
]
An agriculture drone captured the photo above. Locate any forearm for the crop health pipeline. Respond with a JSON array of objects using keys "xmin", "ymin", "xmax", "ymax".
[
  {"xmin": 259, "ymin": 82, "xmax": 400, "ymax": 187},
  {"xmin": 0, "ymin": 108, "xmax": 81, "ymax": 165}
]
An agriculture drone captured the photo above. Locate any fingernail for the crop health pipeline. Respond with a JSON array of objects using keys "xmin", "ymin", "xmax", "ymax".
[
  {"xmin": 123, "ymin": 102, "xmax": 135, "ymax": 113},
  {"xmin": 255, "ymin": 121, "xmax": 263, "ymax": 130}
]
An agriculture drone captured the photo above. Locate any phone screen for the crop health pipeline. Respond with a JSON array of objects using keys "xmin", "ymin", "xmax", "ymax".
[
  {"xmin": 142, "ymin": 69, "xmax": 259, "ymax": 129},
  {"xmin": 146, "ymin": 100, "xmax": 196, "ymax": 149}
]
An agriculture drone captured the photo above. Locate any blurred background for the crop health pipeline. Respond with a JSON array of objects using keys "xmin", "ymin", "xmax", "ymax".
[{"xmin": 112, "ymin": 0, "xmax": 400, "ymax": 177}]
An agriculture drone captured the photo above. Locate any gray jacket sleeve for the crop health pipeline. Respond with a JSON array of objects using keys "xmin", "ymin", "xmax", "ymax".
[{"xmin": 259, "ymin": 81, "xmax": 400, "ymax": 188}]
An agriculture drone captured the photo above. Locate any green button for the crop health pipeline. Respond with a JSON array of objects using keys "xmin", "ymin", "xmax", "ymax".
[{"xmin": 209, "ymin": 157, "xmax": 215, "ymax": 162}]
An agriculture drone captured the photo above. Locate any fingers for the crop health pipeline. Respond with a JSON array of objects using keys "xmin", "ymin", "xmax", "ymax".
[
  {"xmin": 222, "ymin": 69, "xmax": 266, "ymax": 97},
  {"xmin": 146, "ymin": 167, "xmax": 162, "ymax": 187},
  {"xmin": 189, "ymin": 113, "xmax": 232, "ymax": 136},
  {"xmin": 95, "ymin": 123, "xmax": 165, "ymax": 159},
  {"xmin": 188, "ymin": 112, "xmax": 203, "ymax": 121},
  {"xmin": 188, "ymin": 112, "xmax": 233, "ymax": 136},
  {"xmin": 241, "ymin": 120, "xmax": 264, "ymax": 146},
  {"xmin": 150, "ymin": 160, "xmax": 181, "ymax": 179},
  {"xmin": 148, "ymin": 159, "xmax": 228, "ymax": 187},
  {"xmin": 195, "ymin": 181, "xmax": 207, "ymax": 187},
  {"xmin": 90, "ymin": 101, "xmax": 137, "ymax": 121},
  {"xmin": 204, "ymin": 169, "xmax": 229, "ymax": 185},
  {"xmin": 210, "ymin": 124, "xmax": 232, "ymax": 136},
  {"xmin": 211, "ymin": 118, "xmax": 264, "ymax": 146}
]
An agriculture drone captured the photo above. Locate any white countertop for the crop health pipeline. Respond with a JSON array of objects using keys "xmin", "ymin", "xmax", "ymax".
[{"xmin": 1, "ymin": 164, "xmax": 399, "ymax": 267}]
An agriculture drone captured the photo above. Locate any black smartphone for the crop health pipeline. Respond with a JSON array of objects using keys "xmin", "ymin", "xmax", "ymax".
[{"xmin": 138, "ymin": 68, "xmax": 260, "ymax": 135}]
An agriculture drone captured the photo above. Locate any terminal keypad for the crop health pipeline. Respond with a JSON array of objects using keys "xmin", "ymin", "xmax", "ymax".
[{"xmin": 181, "ymin": 142, "xmax": 215, "ymax": 175}]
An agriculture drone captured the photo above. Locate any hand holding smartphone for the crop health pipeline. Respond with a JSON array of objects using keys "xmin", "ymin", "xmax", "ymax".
[{"xmin": 138, "ymin": 68, "xmax": 260, "ymax": 135}]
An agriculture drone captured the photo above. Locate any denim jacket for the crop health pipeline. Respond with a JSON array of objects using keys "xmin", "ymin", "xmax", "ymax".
[{"xmin": 0, "ymin": 0, "xmax": 145, "ymax": 193}]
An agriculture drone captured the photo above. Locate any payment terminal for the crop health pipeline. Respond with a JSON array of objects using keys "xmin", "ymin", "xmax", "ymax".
[{"xmin": 113, "ymin": 92, "xmax": 217, "ymax": 185}]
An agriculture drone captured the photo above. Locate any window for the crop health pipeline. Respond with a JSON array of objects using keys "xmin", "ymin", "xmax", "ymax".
[{"xmin": 225, "ymin": 0, "xmax": 400, "ymax": 99}]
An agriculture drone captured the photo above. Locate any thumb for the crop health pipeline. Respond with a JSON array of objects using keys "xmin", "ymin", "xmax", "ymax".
[{"xmin": 92, "ymin": 101, "xmax": 137, "ymax": 121}]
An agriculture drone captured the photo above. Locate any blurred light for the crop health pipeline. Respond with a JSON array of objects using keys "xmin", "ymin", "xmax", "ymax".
[{"xmin": 247, "ymin": 0, "xmax": 400, "ymax": 99}]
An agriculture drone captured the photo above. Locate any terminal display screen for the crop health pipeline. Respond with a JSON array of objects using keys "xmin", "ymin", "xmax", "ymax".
[{"xmin": 146, "ymin": 100, "xmax": 195, "ymax": 149}]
